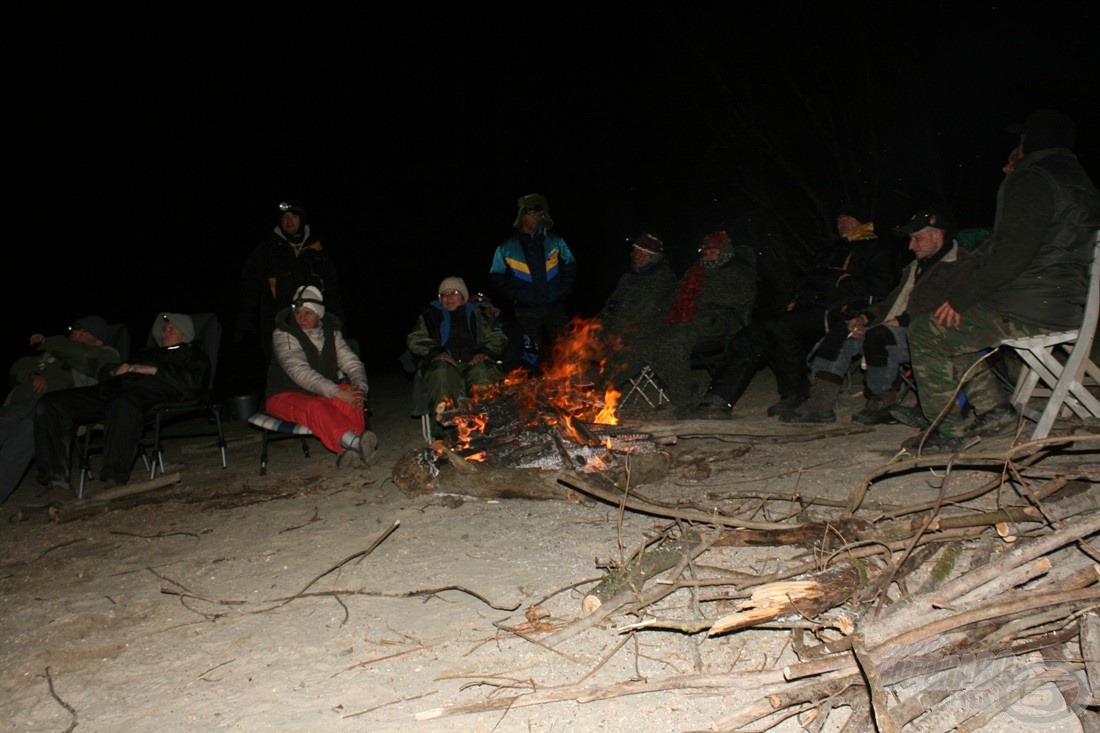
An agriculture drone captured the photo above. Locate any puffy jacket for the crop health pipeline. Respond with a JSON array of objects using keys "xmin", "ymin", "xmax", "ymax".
[
  {"xmin": 265, "ymin": 308, "xmax": 366, "ymax": 399},
  {"xmin": 489, "ymin": 231, "xmax": 577, "ymax": 310},
  {"xmin": 406, "ymin": 302, "xmax": 507, "ymax": 366}
]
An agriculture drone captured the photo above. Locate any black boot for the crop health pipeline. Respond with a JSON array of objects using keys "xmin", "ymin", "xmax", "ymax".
[{"xmin": 781, "ymin": 374, "xmax": 842, "ymax": 423}]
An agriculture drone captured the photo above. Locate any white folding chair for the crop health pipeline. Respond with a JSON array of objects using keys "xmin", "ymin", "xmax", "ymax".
[{"xmin": 996, "ymin": 231, "xmax": 1100, "ymax": 440}]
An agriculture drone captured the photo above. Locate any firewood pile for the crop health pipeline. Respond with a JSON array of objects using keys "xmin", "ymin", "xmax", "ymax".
[{"xmin": 421, "ymin": 432, "xmax": 1100, "ymax": 731}]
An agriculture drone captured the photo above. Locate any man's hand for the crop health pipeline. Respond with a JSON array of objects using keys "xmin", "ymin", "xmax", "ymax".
[
  {"xmin": 469, "ymin": 354, "xmax": 491, "ymax": 365},
  {"xmin": 334, "ymin": 385, "xmax": 366, "ymax": 410},
  {"xmin": 30, "ymin": 374, "xmax": 48, "ymax": 393},
  {"xmin": 29, "ymin": 333, "xmax": 46, "ymax": 347},
  {"xmin": 934, "ymin": 301, "xmax": 962, "ymax": 328},
  {"xmin": 846, "ymin": 314, "xmax": 869, "ymax": 339},
  {"xmin": 113, "ymin": 363, "xmax": 157, "ymax": 377},
  {"xmin": 433, "ymin": 353, "xmax": 458, "ymax": 366}
]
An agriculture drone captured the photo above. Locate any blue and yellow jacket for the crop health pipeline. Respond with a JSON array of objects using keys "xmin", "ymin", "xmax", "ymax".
[{"xmin": 489, "ymin": 230, "xmax": 577, "ymax": 310}]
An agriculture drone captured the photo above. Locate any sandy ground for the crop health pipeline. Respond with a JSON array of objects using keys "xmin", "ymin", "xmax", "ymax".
[{"xmin": 1, "ymin": 370, "xmax": 1096, "ymax": 733}]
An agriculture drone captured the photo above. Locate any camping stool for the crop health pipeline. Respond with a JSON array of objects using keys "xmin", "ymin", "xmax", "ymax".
[
  {"xmin": 620, "ymin": 365, "xmax": 671, "ymax": 408},
  {"xmin": 246, "ymin": 412, "xmax": 315, "ymax": 476}
]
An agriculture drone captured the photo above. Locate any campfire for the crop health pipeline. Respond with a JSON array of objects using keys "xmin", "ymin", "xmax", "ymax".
[{"xmin": 436, "ymin": 317, "xmax": 661, "ymax": 473}]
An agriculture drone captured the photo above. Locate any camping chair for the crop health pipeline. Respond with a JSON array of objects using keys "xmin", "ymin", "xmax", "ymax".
[
  {"xmin": 400, "ymin": 349, "xmax": 433, "ymax": 445},
  {"xmin": 146, "ymin": 313, "xmax": 228, "ymax": 479},
  {"xmin": 246, "ymin": 411, "xmax": 315, "ymax": 476},
  {"xmin": 995, "ymin": 231, "xmax": 1100, "ymax": 440}
]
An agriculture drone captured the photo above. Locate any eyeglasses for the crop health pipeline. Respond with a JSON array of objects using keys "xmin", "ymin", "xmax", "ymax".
[{"xmin": 439, "ymin": 290, "xmax": 465, "ymax": 298}]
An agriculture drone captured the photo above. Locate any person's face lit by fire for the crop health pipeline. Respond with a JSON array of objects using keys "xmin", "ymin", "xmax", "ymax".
[{"xmin": 439, "ymin": 289, "xmax": 466, "ymax": 312}]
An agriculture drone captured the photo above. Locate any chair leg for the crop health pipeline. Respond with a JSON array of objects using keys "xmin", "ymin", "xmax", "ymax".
[
  {"xmin": 214, "ymin": 409, "xmax": 227, "ymax": 469},
  {"xmin": 259, "ymin": 431, "xmax": 270, "ymax": 476},
  {"xmin": 299, "ymin": 438, "xmax": 311, "ymax": 459}
]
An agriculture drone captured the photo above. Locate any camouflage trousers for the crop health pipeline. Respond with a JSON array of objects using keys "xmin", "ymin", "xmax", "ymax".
[
  {"xmin": 422, "ymin": 358, "xmax": 503, "ymax": 414},
  {"xmin": 907, "ymin": 304, "xmax": 1042, "ymax": 436}
]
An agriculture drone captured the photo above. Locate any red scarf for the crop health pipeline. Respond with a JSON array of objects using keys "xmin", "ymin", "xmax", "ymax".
[{"xmin": 667, "ymin": 263, "xmax": 706, "ymax": 324}]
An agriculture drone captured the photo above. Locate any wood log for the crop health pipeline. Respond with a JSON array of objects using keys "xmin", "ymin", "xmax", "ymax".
[
  {"xmin": 47, "ymin": 472, "xmax": 182, "ymax": 523},
  {"xmin": 581, "ymin": 531, "xmax": 704, "ymax": 613},
  {"xmin": 708, "ymin": 558, "xmax": 872, "ymax": 636}
]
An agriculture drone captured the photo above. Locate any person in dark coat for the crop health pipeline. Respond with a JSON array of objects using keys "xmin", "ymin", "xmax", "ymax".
[
  {"xmin": 234, "ymin": 200, "xmax": 345, "ymax": 364},
  {"xmin": 34, "ymin": 313, "xmax": 209, "ymax": 490},
  {"xmin": 696, "ymin": 207, "xmax": 898, "ymax": 418}
]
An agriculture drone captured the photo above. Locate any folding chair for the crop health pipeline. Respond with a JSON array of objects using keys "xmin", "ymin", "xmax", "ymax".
[
  {"xmin": 246, "ymin": 412, "xmax": 315, "ymax": 476},
  {"xmin": 401, "ymin": 348, "xmax": 435, "ymax": 445},
  {"xmin": 619, "ymin": 365, "xmax": 671, "ymax": 408},
  {"xmin": 995, "ymin": 231, "xmax": 1100, "ymax": 440}
]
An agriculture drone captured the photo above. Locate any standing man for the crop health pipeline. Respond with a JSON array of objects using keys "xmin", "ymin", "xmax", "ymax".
[
  {"xmin": 903, "ymin": 109, "xmax": 1100, "ymax": 451},
  {"xmin": 235, "ymin": 200, "xmax": 346, "ymax": 365},
  {"xmin": 489, "ymin": 193, "xmax": 577, "ymax": 365}
]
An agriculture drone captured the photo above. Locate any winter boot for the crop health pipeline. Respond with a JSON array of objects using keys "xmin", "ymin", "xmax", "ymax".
[
  {"xmin": 851, "ymin": 389, "xmax": 899, "ymax": 425},
  {"xmin": 781, "ymin": 373, "xmax": 842, "ymax": 423}
]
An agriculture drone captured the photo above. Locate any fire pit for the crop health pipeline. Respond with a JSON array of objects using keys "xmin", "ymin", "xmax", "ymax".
[{"xmin": 392, "ymin": 317, "xmax": 671, "ymax": 498}]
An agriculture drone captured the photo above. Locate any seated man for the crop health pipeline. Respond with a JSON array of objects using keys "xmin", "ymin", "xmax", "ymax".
[
  {"xmin": 34, "ymin": 313, "xmax": 209, "ymax": 490},
  {"xmin": 783, "ymin": 208, "xmax": 976, "ymax": 424},
  {"xmin": 651, "ymin": 229, "xmax": 757, "ymax": 409},
  {"xmin": 0, "ymin": 316, "xmax": 119, "ymax": 503},
  {"xmin": 407, "ymin": 276, "xmax": 507, "ymax": 434},
  {"xmin": 697, "ymin": 206, "xmax": 897, "ymax": 417},
  {"xmin": 596, "ymin": 232, "xmax": 679, "ymax": 385},
  {"xmin": 265, "ymin": 286, "xmax": 376, "ymax": 468}
]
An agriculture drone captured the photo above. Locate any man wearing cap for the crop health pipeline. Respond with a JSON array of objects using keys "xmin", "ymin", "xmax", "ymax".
[
  {"xmin": 597, "ymin": 232, "xmax": 679, "ymax": 383},
  {"xmin": 783, "ymin": 208, "xmax": 976, "ymax": 424},
  {"xmin": 696, "ymin": 209, "xmax": 896, "ymax": 417},
  {"xmin": 265, "ymin": 286, "xmax": 376, "ymax": 467},
  {"xmin": 902, "ymin": 109, "xmax": 1100, "ymax": 451},
  {"xmin": 235, "ymin": 200, "xmax": 346, "ymax": 364},
  {"xmin": 0, "ymin": 316, "xmax": 120, "ymax": 503},
  {"xmin": 489, "ymin": 194, "xmax": 577, "ymax": 363},
  {"xmin": 407, "ymin": 276, "xmax": 507, "ymax": 436},
  {"xmin": 34, "ymin": 312, "xmax": 210, "ymax": 490}
]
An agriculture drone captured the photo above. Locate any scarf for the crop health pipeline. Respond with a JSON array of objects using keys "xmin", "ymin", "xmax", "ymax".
[{"xmin": 668, "ymin": 263, "xmax": 707, "ymax": 324}]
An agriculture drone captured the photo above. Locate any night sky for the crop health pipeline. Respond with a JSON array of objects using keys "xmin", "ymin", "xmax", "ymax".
[{"xmin": 12, "ymin": 3, "xmax": 1100, "ymax": 394}]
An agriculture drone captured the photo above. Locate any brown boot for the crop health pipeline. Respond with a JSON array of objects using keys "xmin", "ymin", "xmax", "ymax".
[
  {"xmin": 851, "ymin": 389, "xmax": 898, "ymax": 425},
  {"xmin": 781, "ymin": 374, "xmax": 842, "ymax": 423}
]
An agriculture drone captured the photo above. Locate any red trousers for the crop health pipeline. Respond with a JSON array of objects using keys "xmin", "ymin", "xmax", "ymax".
[{"xmin": 265, "ymin": 387, "xmax": 365, "ymax": 454}]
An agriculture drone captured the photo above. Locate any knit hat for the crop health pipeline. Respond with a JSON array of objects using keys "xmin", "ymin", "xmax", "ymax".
[
  {"xmin": 1008, "ymin": 109, "xmax": 1077, "ymax": 153},
  {"xmin": 512, "ymin": 193, "xmax": 554, "ymax": 229},
  {"xmin": 438, "ymin": 276, "xmax": 469, "ymax": 301},
  {"xmin": 292, "ymin": 285, "xmax": 325, "ymax": 318},
  {"xmin": 153, "ymin": 313, "xmax": 195, "ymax": 346},
  {"xmin": 71, "ymin": 315, "xmax": 110, "ymax": 344},
  {"xmin": 632, "ymin": 232, "xmax": 664, "ymax": 258}
]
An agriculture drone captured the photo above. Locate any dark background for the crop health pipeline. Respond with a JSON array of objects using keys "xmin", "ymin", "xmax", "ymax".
[{"xmin": 10, "ymin": 2, "xmax": 1099, "ymax": 398}]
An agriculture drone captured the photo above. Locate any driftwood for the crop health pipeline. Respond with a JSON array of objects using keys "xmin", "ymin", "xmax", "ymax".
[
  {"xmin": 46, "ymin": 472, "xmax": 182, "ymax": 523},
  {"xmin": 581, "ymin": 531, "xmax": 705, "ymax": 613}
]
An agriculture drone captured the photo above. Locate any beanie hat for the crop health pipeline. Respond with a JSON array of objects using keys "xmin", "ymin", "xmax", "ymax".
[
  {"xmin": 632, "ymin": 232, "xmax": 664, "ymax": 258},
  {"xmin": 1008, "ymin": 109, "xmax": 1077, "ymax": 154},
  {"xmin": 438, "ymin": 276, "xmax": 469, "ymax": 301},
  {"xmin": 153, "ymin": 313, "xmax": 195, "ymax": 346},
  {"xmin": 512, "ymin": 193, "xmax": 554, "ymax": 229},
  {"xmin": 292, "ymin": 285, "xmax": 325, "ymax": 318},
  {"xmin": 72, "ymin": 315, "xmax": 110, "ymax": 344}
]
